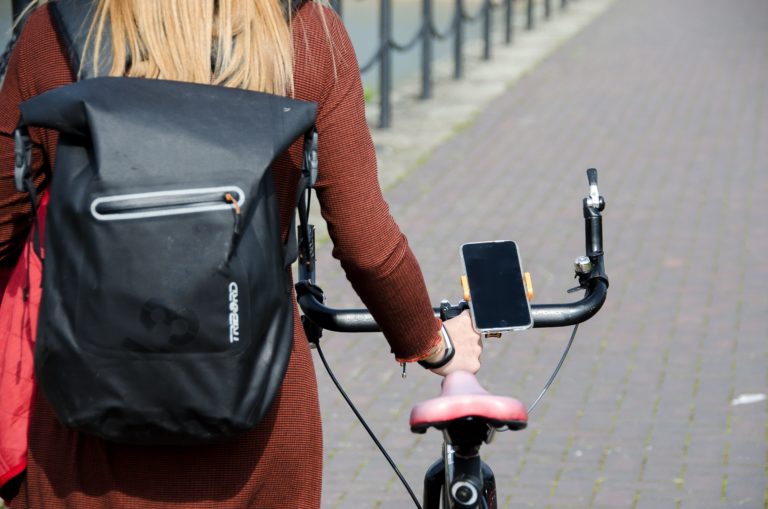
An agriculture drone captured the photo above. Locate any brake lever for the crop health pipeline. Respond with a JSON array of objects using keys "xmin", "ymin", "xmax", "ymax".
[
  {"xmin": 439, "ymin": 299, "xmax": 469, "ymax": 321},
  {"xmin": 586, "ymin": 168, "xmax": 605, "ymax": 211}
]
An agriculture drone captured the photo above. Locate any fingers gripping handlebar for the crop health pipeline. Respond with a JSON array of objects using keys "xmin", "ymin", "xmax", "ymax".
[{"xmin": 296, "ymin": 169, "xmax": 608, "ymax": 337}]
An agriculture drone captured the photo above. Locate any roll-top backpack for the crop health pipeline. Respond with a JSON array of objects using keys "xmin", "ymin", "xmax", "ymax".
[{"xmin": 12, "ymin": 0, "xmax": 318, "ymax": 445}]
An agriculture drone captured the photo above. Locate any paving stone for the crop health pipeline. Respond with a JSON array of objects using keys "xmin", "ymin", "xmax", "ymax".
[{"xmin": 314, "ymin": 0, "xmax": 768, "ymax": 506}]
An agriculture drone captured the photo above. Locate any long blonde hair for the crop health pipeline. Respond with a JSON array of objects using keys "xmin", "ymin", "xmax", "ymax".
[{"xmin": 26, "ymin": 0, "xmax": 329, "ymax": 95}]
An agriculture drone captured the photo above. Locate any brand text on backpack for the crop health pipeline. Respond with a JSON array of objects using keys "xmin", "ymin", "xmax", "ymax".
[{"xmin": 229, "ymin": 282, "xmax": 240, "ymax": 343}]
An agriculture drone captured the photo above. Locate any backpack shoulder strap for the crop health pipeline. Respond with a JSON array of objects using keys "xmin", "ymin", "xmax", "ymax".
[
  {"xmin": 49, "ymin": 0, "xmax": 112, "ymax": 80},
  {"xmin": 290, "ymin": 0, "xmax": 307, "ymax": 13}
]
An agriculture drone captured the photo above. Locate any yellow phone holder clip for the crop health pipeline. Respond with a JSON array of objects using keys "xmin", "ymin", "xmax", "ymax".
[
  {"xmin": 460, "ymin": 275, "xmax": 471, "ymax": 302},
  {"xmin": 524, "ymin": 272, "xmax": 534, "ymax": 301}
]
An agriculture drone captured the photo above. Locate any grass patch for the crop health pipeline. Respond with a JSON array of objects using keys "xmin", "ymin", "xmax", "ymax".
[{"xmin": 363, "ymin": 86, "xmax": 375, "ymax": 104}]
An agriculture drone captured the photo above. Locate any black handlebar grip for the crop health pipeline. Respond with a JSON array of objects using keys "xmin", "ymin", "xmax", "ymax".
[{"xmin": 587, "ymin": 168, "xmax": 598, "ymax": 187}]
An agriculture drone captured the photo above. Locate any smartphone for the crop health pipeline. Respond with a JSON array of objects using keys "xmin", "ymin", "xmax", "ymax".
[{"xmin": 460, "ymin": 240, "xmax": 533, "ymax": 333}]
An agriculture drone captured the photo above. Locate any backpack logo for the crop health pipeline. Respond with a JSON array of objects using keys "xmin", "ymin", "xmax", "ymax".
[
  {"xmin": 136, "ymin": 299, "xmax": 199, "ymax": 350},
  {"xmin": 228, "ymin": 282, "xmax": 240, "ymax": 343}
]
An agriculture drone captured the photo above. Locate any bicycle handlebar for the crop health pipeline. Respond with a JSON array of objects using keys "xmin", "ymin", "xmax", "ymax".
[
  {"xmin": 296, "ymin": 273, "xmax": 607, "ymax": 333},
  {"xmin": 296, "ymin": 168, "xmax": 608, "ymax": 335}
]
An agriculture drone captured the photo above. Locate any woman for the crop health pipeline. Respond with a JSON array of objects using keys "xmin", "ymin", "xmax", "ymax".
[{"xmin": 0, "ymin": 1, "xmax": 482, "ymax": 507}]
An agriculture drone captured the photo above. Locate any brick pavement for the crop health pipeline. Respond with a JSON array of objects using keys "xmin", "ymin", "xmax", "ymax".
[{"xmin": 312, "ymin": 0, "xmax": 768, "ymax": 507}]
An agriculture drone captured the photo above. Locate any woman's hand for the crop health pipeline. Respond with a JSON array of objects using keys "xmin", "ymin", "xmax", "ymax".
[{"xmin": 426, "ymin": 310, "xmax": 482, "ymax": 376}]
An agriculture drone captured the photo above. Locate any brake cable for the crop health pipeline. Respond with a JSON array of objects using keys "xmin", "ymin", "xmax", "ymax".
[
  {"xmin": 526, "ymin": 323, "xmax": 579, "ymax": 415},
  {"xmin": 316, "ymin": 317, "xmax": 580, "ymax": 506},
  {"xmin": 315, "ymin": 343, "xmax": 424, "ymax": 509}
]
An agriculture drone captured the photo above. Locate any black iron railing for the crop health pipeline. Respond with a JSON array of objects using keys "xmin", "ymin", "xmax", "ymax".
[{"xmin": 333, "ymin": 0, "xmax": 577, "ymax": 128}]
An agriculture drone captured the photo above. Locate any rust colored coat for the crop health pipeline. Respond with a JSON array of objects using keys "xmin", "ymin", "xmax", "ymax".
[{"xmin": 0, "ymin": 3, "xmax": 441, "ymax": 508}]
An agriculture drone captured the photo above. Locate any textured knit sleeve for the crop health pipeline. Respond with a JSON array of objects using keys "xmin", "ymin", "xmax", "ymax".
[
  {"xmin": 0, "ymin": 6, "xmax": 73, "ymax": 267},
  {"xmin": 294, "ymin": 7, "xmax": 442, "ymax": 361}
]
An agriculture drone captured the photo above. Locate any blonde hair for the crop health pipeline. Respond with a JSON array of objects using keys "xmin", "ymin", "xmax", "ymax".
[{"xmin": 25, "ymin": 0, "xmax": 330, "ymax": 95}]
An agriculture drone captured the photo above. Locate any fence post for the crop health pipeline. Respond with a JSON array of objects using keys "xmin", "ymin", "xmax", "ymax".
[
  {"xmin": 562, "ymin": 0, "xmax": 568, "ymax": 9},
  {"xmin": 526, "ymin": 0, "xmax": 534, "ymax": 30},
  {"xmin": 379, "ymin": 0, "xmax": 392, "ymax": 128},
  {"xmin": 482, "ymin": 0, "xmax": 492, "ymax": 60},
  {"xmin": 505, "ymin": 0, "xmax": 514, "ymax": 44},
  {"xmin": 454, "ymin": 0, "xmax": 464, "ymax": 79},
  {"xmin": 545, "ymin": 0, "xmax": 551, "ymax": 19},
  {"xmin": 330, "ymin": 0, "xmax": 342, "ymax": 17},
  {"xmin": 421, "ymin": 0, "xmax": 433, "ymax": 99}
]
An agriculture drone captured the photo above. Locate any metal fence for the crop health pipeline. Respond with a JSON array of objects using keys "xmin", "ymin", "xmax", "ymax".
[
  {"xmin": 7, "ymin": 0, "xmax": 578, "ymax": 129},
  {"xmin": 332, "ymin": 0, "xmax": 577, "ymax": 128}
]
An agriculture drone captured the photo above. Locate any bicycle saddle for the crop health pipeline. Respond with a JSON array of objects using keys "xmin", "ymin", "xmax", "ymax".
[{"xmin": 410, "ymin": 371, "xmax": 528, "ymax": 434}]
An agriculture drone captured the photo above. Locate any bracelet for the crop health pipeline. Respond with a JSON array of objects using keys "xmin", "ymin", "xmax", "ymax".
[{"xmin": 417, "ymin": 325, "xmax": 455, "ymax": 369}]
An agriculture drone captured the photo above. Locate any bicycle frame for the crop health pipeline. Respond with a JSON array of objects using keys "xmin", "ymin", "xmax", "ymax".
[
  {"xmin": 296, "ymin": 169, "xmax": 608, "ymax": 509},
  {"xmin": 425, "ymin": 428, "xmax": 502, "ymax": 508}
]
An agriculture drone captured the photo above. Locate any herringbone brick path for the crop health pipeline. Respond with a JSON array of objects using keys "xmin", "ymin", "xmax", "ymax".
[{"xmin": 314, "ymin": 0, "xmax": 768, "ymax": 507}]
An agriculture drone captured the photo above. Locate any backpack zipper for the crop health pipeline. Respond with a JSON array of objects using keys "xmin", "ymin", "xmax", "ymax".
[{"xmin": 91, "ymin": 187, "xmax": 245, "ymax": 221}]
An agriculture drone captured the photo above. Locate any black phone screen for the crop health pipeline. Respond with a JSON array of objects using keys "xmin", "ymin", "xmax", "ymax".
[{"xmin": 461, "ymin": 241, "xmax": 532, "ymax": 332}]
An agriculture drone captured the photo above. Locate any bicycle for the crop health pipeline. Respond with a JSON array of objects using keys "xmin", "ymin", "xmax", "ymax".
[{"xmin": 295, "ymin": 169, "xmax": 608, "ymax": 509}]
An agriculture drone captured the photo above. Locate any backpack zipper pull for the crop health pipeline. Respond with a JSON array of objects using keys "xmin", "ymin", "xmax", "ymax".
[
  {"xmin": 222, "ymin": 193, "xmax": 243, "ymax": 266},
  {"xmin": 225, "ymin": 193, "xmax": 241, "ymax": 234}
]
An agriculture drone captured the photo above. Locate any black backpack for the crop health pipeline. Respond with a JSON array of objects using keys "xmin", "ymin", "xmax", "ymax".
[{"xmin": 13, "ymin": 0, "xmax": 318, "ymax": 445}]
